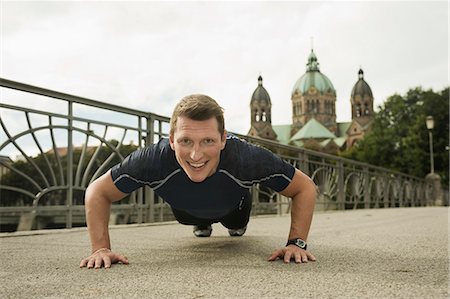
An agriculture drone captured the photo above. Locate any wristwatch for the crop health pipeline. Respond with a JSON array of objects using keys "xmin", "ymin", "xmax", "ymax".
[{"xmin": 286, "ymin": 238, "xmax": 307, "ymax": 250}]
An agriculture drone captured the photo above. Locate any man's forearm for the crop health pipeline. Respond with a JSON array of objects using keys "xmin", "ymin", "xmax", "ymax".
[
  {"xmin": 85, "ymin": 190, "xmax": 112, "ymax": 252},
  {"xmin": 288, "ymin": 182, "xmax": 316, "ymax": 241}
]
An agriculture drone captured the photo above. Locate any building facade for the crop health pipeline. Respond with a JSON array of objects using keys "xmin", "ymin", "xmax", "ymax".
[
  {"xmin": 291, "ymin": 49, "xmax": 337, "ymax": 134},
  {"xmin": 346, "ymin": 69, "xmax": 374, "ymax": 148},
  {"xmin": 247, "ymin": 76, "xmax": 278, "ymax": 140},
  {"xmin": 249, "ymin": 49, "xmax": 374, "ymax": 152}
]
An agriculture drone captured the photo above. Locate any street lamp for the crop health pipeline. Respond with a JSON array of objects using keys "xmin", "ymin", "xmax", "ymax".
[
  {"xmin": 425, "ymin": 116, "xmax": 444, "ymax": 206},
  {"xmin": 425, "ymin": 116, "xmax": 434, "ymax": 174}
]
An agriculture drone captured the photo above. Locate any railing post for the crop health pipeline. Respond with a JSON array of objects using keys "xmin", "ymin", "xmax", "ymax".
[
  {"xmin": 66, "ymin": 101, "xmax": 73, "ymax": 228},
  {"xmin": 363, "ymin": 167, "xmax": 370, "ymax": 209},
  {"xmin": 337, "ymin": 159, "xmax": 345, "ymax": 210},
  {"xmin": 137, "ymin": 188, "xmax": 143, "ymax": 224},
  {"xmin": 145, "ymin": 114, "xmax": 155, "ymax": 222},
  {"xmin": 386, "ymin": 175, "xmax": 392, "ymax": 207},
  {"xmin": 425, "ymin": 173, "xmax": 443, "ymax": 206},
  {"xmin": 159, "ymin": 197, "xmax": 164, "ymax": 222},
  {"xmin": 136, "ymin": 115, "xmax": 144, "ymax": 223},
  {"xmin": 299, "ymin": 151, "xmax": 309, "ymax": 176},
  {"xmin": 146, "ymin": 186, "xmax": 155, "ymax": 223},
  {"xmin": 399, "ymin": 178, "xmax": 405, "ymax": 207},
  {"xmin": 251, "ymin": 185, "xmax": 259, "ymax": 216},
  {"xmin": 146, "ymin": 114, "xmax": 154, "ymax": 146}
]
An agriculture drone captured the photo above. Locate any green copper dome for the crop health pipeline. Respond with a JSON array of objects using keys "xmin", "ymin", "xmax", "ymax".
[{"xmin": 292, "ymin": 50, "xmax": 336, "ymax": 96}]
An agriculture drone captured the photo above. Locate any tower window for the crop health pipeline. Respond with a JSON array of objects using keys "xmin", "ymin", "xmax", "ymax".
[
  {"xmin": 356, "ymin": 104, "xmax": 361, "ymax": 117},
  {"xmin": 364, "ymin": 102, "xmax": 370, "ymax": 115}
]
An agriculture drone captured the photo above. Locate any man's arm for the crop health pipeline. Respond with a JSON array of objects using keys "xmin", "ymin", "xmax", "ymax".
[
  {"xmin": 268, "ymin": 168, "xmax": 317, "ymax": 263},
  {"xmin": 79, "ymin": 170, "xmax": 129, "ymax": 269}
]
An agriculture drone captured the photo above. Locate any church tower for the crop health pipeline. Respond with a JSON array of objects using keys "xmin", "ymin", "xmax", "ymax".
[
  {"xmin": 346, "ymin": 68, "xmax": 374, "ymax": 148},
  {"xmin": 291, "ymin": 49, "xmax": 337, "ymax": 134},
  {"xmin": 350, "ymin": 68, "xmax": 374, "ymax": 119},
  {"xmin": 247, "ymin": 76, "xmax": 277, "ymax": 140}
]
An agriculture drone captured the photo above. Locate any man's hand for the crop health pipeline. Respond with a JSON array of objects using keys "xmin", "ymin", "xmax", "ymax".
[
  {"xmin": 268, "ymin": 245, "xmax": 316, "ymax": 263},
  {"xmin": 79, "ymin": 248, "xmax": 129, "ymax": 269}
]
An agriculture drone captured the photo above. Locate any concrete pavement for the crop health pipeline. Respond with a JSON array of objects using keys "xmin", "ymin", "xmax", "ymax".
[{"xmin": 0, "ymin": 207, "xmax": 448, "ymax": 298}]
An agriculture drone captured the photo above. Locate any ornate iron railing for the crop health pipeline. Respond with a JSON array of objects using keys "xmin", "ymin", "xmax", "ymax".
[{"xmin": 0, "ymin": 78, "xmax": 442, "ymax": 231}]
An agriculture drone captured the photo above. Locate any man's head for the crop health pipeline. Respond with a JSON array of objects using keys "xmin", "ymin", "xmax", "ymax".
[
  {"xmin": 170, "ymin": 94, "xmax": 225, "ymax": 136},
  {"xmin": 169, "ymin": 94, "xmax": 227, "ymax": 182}
]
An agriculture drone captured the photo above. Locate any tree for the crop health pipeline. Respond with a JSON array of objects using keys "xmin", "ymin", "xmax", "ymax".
[{"xmin": 341, "ymin": 87, "xmax": 449, "ymax": 186}]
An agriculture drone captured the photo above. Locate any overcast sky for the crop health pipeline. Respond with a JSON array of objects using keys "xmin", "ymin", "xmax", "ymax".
[{"xmin": 1, "ymin": 1, "xmax": 449, "ymax": 136}]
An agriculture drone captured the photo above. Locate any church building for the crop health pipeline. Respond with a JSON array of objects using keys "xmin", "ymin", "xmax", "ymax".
[
  {"xmin": 247, "ymin": 49, "xmax": 374, "ymax": 152},
  {"xmin": 247, "ymin": 76, "xmax": 278, "ymax": 140}
]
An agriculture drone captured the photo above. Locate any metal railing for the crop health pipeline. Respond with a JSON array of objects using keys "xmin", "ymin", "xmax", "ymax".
[{"xmin": 0, "ymin": 78, "xmax": 443, "ymax": 231}]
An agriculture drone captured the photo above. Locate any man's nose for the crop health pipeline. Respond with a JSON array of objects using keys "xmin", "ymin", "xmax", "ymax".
[{"xmin": 190, "ymin": 144, "xmax": 203, "ymax": 161}]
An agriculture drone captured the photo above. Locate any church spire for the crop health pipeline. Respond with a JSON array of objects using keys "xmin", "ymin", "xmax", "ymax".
[
  {"xmin": 258, "ymin": 75, "xmax": 263, "ymax": 86},
  {"xmin": 358, "ymin": 68, "xmax": 364, "ymax": 80},
  {"xmin": 248, "ymin": 75, "xmax": 277, "ymax": 140},
  {"xmin": 306, "ymin": 49, "xmax": 320, "ymax": 72}
]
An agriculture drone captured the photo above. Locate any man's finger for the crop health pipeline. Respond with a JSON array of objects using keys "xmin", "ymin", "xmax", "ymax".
[
  {"xmin": 104, "ymin": 256, "xmax": 112, "ymax": 269},
  {"xmin": 268, "ymin": 253, "xmax": 277, "ymax": 261},
  {"xmin": 283, "ymin": 250, "xmax": 293, "ymax": 263},
  {"xmin": 307, "ymin": 252, "xmax": 317, "ymax": 262},
  {"xmin": 116, "ymin": 254, "xmax": 129, "ymax": 265},
  {"xmin": 79, "ymin": 259, "xmax": 88, "ymax": 268},
  {"xmin": 268, "ymin": 249, "xmax": 282, "ymax": 261},
  {"xmin": 301, "ymin": 252, "xmax": 308, "ymax": 263},
  {"xmin": 87, "ymin": 258, "xmax": 95, "ymax": 269},
  {"xmin": 294, "ymin": 251, "xmax": 302, "ymax": 263},
  {"xmin": 94, "ymin": 256, "xmax": 103, "ymax": 269}
]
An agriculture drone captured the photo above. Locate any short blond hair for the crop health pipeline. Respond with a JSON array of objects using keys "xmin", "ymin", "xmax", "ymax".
[{"xmin": 170, "ymin": 94, "xmax": 225, "ymax": 136}]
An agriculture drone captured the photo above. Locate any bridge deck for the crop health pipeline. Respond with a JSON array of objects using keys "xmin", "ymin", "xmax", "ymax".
[{"xmin": 0, "ymin": 207, "xmax": 448, "ymax": 298}]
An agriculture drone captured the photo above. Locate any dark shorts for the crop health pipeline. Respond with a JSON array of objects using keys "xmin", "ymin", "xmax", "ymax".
[{"xmin": 171, "ymin": 192, "xmax": 252, "ymax": 229}]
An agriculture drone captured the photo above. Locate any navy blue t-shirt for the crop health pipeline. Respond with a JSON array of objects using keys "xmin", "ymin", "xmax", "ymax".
[{"xmin": 111, "ymin": 135, "xmax": 295, "ymax": 219}]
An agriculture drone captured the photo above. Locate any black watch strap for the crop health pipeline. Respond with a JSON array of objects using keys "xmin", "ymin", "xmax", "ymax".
[{"xmin": 286, "ymin": 238, "xmax": 307, "ymax": 250}]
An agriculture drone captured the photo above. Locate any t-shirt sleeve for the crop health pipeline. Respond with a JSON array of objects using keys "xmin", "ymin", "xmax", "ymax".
[
  {"xmin": 110, "ymin": 138, "xmax": 173, "ymax": 194},
  {"xmin": 110, "ymin": 147, "xmax": 151, "ymax": 194},
  {"xmin": 253, "ymin": 147, "xmax": 296, "ymax": 192},
  {"xmin": 230, "ymin": 138, "xmax": 295, "ymax": 192}
]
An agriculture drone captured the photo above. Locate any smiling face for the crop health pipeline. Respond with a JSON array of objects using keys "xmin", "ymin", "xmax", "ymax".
[{"xmin": 169, "ymin": 116, "xmax": 227, "ymax": 182}]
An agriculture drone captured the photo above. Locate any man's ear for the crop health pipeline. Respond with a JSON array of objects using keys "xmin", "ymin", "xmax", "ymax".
[
  {"xmin": 220, "ymin": 130, "xmax": 227, "ymax": 150},
  {"xmin": 169, "ymin": 134, "xmax": 175, "ymax": 150}
]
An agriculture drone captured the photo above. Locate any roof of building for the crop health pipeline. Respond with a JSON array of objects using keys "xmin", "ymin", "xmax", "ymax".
[
  {"xmin": 352, "ymin": 117, "xmax": 373, "ymax": 130},
  {"xmin": 290, "ymin": 118, "xmax": 337, "ymax": 141},
  {"xmin": 272, "ymin": 121, "xmax": 349, "ymax": 149},
  {"xmin": 320, "ymin": 139, "xmax": 333, "ymax": 147},
  {"xmin": 291, "ymin": 140, "xmax": 304, "ymax": 147},
  {"xmin": 336, "ymin": 122, "xmax": 352, "ymax": 138},
  {"xmin": 292, "ymin": 49, "xmax": 336, "ymax": 96},
  {"xmin": 251, "ymin": 76, "xmax": 271, "ymax": 105},
  {"xmin": 272, "ymin": 124, "xmax": 292, "ymax": 145},
  {"xmin": 333, "ymin": 136, "xmax": 347, "ymax": 148},
  {"xmin": 351, "ymin": 69, "xmax": 373, "ymax": 98}
]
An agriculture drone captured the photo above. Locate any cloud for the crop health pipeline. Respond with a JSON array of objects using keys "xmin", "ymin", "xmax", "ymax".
[{"xmin": 1, "ymin": 0, "xmax": 448, "ymax": 141}]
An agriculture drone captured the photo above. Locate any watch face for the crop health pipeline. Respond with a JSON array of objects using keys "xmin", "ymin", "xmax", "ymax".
[{"xmin": 296, "ymin": 239, "xmax": 306, "ymax": 248}]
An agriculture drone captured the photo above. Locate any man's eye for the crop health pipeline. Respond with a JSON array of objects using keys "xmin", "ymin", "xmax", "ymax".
[
  {"xmin": 204, "ymin": 138, "xmax": 215, "ymax": 144},
  {"xmin": 180, "ymin": 138, "xmax": 192, "ymax": 145}
]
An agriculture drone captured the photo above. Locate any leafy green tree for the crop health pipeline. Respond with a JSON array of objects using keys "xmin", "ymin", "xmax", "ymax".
[{"xmin": 341, "ymin": 87, "xmax": 449, "ymax": 186}]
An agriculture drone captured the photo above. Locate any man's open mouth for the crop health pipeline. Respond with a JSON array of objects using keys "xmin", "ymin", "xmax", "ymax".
[{"xmin": 188, "ymin": 161, "xmax": 207, "ymax": 169}]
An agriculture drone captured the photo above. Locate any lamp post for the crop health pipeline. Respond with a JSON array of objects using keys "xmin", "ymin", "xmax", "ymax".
[
  {"xmin": 425, "ymin": 115, "xmax": 443, "ymax": 206},
  {"xmin": 425, "ymin": 116, "xmax": 434, "ymax": 174}
]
